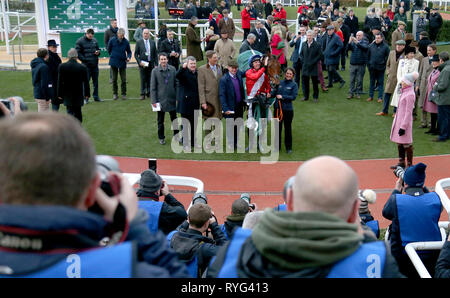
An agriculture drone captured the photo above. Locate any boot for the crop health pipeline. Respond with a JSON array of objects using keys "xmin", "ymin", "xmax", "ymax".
[
  {"xmin": 405, "ymin": 146, "xmax": 414, "ymax": 168},
  {"xmin": 390, "ymin": 144, "xmax": 406, "ymax": 169}
]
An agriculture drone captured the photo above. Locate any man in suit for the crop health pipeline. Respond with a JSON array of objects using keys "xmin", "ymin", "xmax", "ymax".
[
  {"xmin": 176, "ymin": 56, "xmax": 200, "ymax": 149},
  {"xmin": 57, "ymin": 48, "xmax": 90, "ymax": 123},
  {"xmin": 158, "ymin": 30, "xmax": 181, "ymax": 70},
  {"xmin": 300, "ymin": 30, "xmax": 322, "ymax": 102},
  {"xmin": 250, "ymin": 19, "xmax": 269, "ymax": 55},
  {"xmin": 135, "ymin": 28, "xmax": 157, "ymax": 100},
  {"xmin": 198, "ymin": 50, "xmax": 223, "ymax": 151},
  {"xmin": 289, "ymin": 25, "xmax": 307, "ymax": 90},
  {"xmin": 219, "ymin": 59, "xmax": 246, "ymax": 150}
]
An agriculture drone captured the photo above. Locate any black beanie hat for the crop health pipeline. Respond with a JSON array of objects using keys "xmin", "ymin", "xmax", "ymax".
[
  {"xmin": 138, "ymin": 169, "xmax": 162, "ymax": 193},
  {"xmin": 403, "ymin": 163, "xmax": 427, "ymax": 187}
]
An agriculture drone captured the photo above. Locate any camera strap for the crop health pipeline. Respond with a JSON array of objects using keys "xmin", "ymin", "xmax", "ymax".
[{"xmin": 0, "ymin": 225, "xmax": 101, "ymax": 254}]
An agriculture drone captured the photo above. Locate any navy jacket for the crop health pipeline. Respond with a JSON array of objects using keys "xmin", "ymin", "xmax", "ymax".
[
  {"xmin": 344, "ymin": 15, "xmax": 359, "ymax": 35},
  {"xmin": 176, "ymin": 67, "xmax": 199, "ymax": 115},
  {"xmin": 107, "ymin": 37, "xmax": 132, "ymax": 69},
  {"xmin": 275, "ymin": 79, "xmax": 298, "ymax": 111},
  {"xmin": 75, "ymin": 35, "xmax": 100, "ymax": 68},
  {"xmin": 323, "ymin": 33, "xmax": 343, "ymax": 66},
  {"xmin": 348, "ymin": 38, "xmax": 369, "ymax": 65},
  {"xmin": 31, "ymin": 57, "xmax": 52, "ymax": 100},
  {"xmin": 367, "ymin": 41, "xmax": 390, "ymax": 71},
  {"xmin": 219, "ymin": 71, "xmax": 245, "ymax": 113},
  {"xmin": 0, "ymin": 205, "xmax": 190, "ymax": 278},
  {"xmin": 289, "ymin": 36, "xmax": 306, "ymax": 63}
]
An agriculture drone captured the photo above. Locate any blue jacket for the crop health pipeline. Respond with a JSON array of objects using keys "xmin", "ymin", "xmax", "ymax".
[
  {"xmin": 0, "ymin": 205, "xmax": 190, "ymax": 278},
  {"xmin": 107, "ymin": 37, "xmax": 132, "ymax": 69},
  {"xmin": 323, "ymin": 33, "xmax": 343, "ymax": 66},
  {"xmin": 348, "ymin": 38, "xmax": 369, "ymax": 65},
  {"xmin": 367, "ymin": 41, "xmax": 390, "ymax": 71},
  {"xmin": 30, "ymin": 57, "xmax": 52, "ymax": 100},
  {"xmin": 289, "ymin": 36, "xmax": 306, "ymax": 63},
  {"xmin": 219, "ymin": 71, "xmax": 245, "ymax": 113},
  {"xmin": 275, "ymin": 79, "xmax": 298, "ymax": 111},
  {"xmin": 382, "ymin": 187, "xmax": 442, "ymax": 258}
]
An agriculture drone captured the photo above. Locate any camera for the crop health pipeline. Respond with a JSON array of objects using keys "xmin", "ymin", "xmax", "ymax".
[
  {"xmin": 393, "ymin": 165, "xmax": 405, "ymax": 179},
  {"xmin": 1, "ymin": 99, "xmax": 11, "ymax": 110},
  {"xmin": 240, "ymin": 193, "xmax": 255, "ymax": 210},
  {"xmin": 192, "ymin": 192, "xmax": 208, "ymax": 205}
]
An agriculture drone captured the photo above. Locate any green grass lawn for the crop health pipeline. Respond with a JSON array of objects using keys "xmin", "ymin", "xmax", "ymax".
[{"xmin": 2, "ymin": 43, "xmax": 449, "ymax": 162}]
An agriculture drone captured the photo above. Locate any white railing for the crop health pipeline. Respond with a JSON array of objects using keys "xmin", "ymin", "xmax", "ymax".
[{"xmin": 404, "ymin": 221, "xmax": 448, "ymax": 278}]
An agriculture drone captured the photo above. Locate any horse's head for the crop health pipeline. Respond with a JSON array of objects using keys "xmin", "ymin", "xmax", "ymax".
[{"xmin": 263, "ymin": 53, "xmax": 281, "ymax": 86}]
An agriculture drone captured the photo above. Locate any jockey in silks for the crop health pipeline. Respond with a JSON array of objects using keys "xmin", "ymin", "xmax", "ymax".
[{"xmin": 245, "ymin": 55, "xmax": 272, "ymax": 145}]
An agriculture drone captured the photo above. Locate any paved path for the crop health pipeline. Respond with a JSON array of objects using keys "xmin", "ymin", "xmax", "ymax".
[{"xmin": 115, "ymin": 154, "xmax": 450, "ymax": 229}]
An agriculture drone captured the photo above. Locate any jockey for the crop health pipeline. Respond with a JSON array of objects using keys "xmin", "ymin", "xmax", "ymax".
[{"xmin": 245, "ymin": 55, "xmax": 271, "ymax": 103}]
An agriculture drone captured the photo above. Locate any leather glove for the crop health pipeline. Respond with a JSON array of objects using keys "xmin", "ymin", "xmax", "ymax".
[{"xmin": 398, "ymin": 128, "xmax": 405, "ymax": 136}]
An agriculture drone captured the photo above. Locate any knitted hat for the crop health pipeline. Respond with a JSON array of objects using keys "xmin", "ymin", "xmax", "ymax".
[
  {"xmin": 138, "ymin": 169, "xmax": 162, "ymax": 193},
  {"xmin": 401, "ymin": 71, "xmax": 419, "ymax": 86},
  {"xmin": 358, "ymin": 189, "xmax": 377, "ymax": 214},
  {"xmin": 403, "ymin": 163, "xmax": 427, "ymax": 187}
]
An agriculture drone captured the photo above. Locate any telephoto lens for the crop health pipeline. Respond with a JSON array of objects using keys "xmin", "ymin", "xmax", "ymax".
[
  {"xmin": 240, "ymin": 193, "xmax": 255, "ymax": 210},
  {"xmin": 393, "ymin": 166, "xmax": 405, "ymax": 179}
]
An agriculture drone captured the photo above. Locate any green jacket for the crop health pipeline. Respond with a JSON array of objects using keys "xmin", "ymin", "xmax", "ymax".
[{"xmin": 435, "ymin": 60, "xmax": 450, "ymax": 106}]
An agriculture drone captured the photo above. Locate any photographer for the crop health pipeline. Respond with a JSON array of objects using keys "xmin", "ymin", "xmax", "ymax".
[
  {"xmin": 136, "ymin": 169, "xmax": 187, "ymax": 235},
  {"xmin": 0, "ymin": 113, "xmax": 190, "ymax": 278},
  {"xmin": 170, "ymin": 200, "xmax": 228, "ymax": 277},
  {"xmin": 382, "ymin": 162, "xmax": 443, "ymax": 278},
  {"xmin": 220, "ymin": 194, "xmax": 256, "ymax": 240},
  {"xmin": 0, "ymin": 97, "xmax": 24, "ymax": 118}
]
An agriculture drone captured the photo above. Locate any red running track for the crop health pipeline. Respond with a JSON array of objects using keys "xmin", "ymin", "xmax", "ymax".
[{"xmin": 115, "ymin": 155, "xmax": 450, "ymax": 229}]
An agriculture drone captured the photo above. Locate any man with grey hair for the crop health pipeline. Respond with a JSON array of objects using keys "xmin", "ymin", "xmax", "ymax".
[
  {"xmin": 207, "ymin": 155, "xmax": 404, "ymax": 278},
  {"xmin": 107, "ymin": 28, "xmax": 132, "ymax": 100},
  {"xmin": 57, "ymin": 48, "xmax": 90, "ymax": 122},
  {"xmin": 135, "ymin": 28, "xmax": 157, "ymax": 100},
  {"xmin": 239, "ymin": 33, "xmax": 256, "ymax": 54},
  {"xmin": 242, "ymin": 210, "xmax": 264, "ymax": 229}
]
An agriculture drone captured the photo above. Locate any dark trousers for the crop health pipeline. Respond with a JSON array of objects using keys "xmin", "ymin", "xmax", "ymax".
[
  {"xmin": 86, "ymin": 65, "xmax": 99, "ymax": 100},
  {"xmin": 293, "ymin": 60, "xmax": 302, "ymax": 90},
  {"xmin": 382, "ymin": 92, "xmax": 392, "ymax": 114},
  {"xmin": 327, "ymin": 64, "xmax": 344, "ymax": 87},
  {"xmin": 224, "ymin": 101, "xmax": 245, "ymax": 147},
  {"xmin": 243, "ymin": 28, "xmax": 250, "ymax": 41},
  {"xmin": 181, "ymin": 112, "xmax": 196, "ymax": 147},
  {"xmin": 349, "ymin": 64, "xmax": 365, "ymax": 95},
  {"xmin": 157, "ymin": 110, "xmax": 178, "ymax": 140},
  {"xmin": 369, "ymin": 68, "xmax": 385, "ymax": 99},
  {"xmin": 66, "ymin": 105, "xmax": 82, "ymax": 122},
  {"xmin": 302, "ymin": 75, "xmax": 319, "ymax": 100},
  {"xmin": 139, "ymin": 65, "xmax": 152, "ymax": 96},
  {"xmin": 276, "ymin": 109, "xmax": 293, "ymax": 151},
  {"xmin": 437, "ymin": 105, "xmax": 450, "ymax": 140},
  {"xmin": 340, "ymin": 45, "xmax": 347, "ymax": 69},
  {"xmin": 111, "ymin": 66, "xmax": 127, "ymax": 96}
]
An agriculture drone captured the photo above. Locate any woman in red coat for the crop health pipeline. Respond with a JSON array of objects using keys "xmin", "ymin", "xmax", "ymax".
[
  {"xmin": 273, "ymin": 2, "xmax": 287, "ymax": 20},
  {"xmin": 241, "ymin": 4, "xmax": 254, "ymax": 41}
]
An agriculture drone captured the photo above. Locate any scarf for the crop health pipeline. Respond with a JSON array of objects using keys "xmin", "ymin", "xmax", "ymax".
[{"xmin": 251, "ymin": 209, "xmax": 363, "ymax": 270}]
